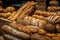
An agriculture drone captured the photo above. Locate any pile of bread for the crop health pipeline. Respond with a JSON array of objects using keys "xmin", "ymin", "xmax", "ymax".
[
  {"xmin": 36, "ymin": 0, "xmax": 46, "ymax": 11},
  {"xmin": 47, "ymin": 0, "xmax": 60, "ymax": 12},
  {"xmin": 0, "ymin": 1, "xmax": 60, "ymax": 40}
]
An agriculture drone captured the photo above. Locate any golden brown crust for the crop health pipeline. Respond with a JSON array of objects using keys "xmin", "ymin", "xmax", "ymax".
[
  {"xmin": 32, "ymin": 15, "xmax": 46, "ymax": 20},
  {"xmin": 0, "ymin": 12, "xmax": 11, "ymax": 18},
  {"xmin": 47, "ymin": 6, "xmax": 56, "ymax": 12},
  {"xmin": 10, "ymin": 1, "xmax": 36, "ymax": 21},
  {"xmin": 34, "ymin": 10, "xmax": 57, "ymax": 16},
  {"xmin": 46, "ymin": 33, "xmax": 56, "ymax": 37},
  {"xmin": 22, "ymin": 16, "xmax": 47, "ymax": 28},
  {"xmin": 5, "ymin": 6, "xmax": 15, "ymax": 12},
  {"xmin": 49, "ymin": 0, "xmax": 59, "ymax": 6},
  {"xmin": 1, "ymin": 25, "xmax": 30, "ymax": 39},
  {"xmin": 10, "ymin": 22, "xmax": 38, "ymax": 33},
  {"xmin": 46, "ymin": 15, "xmax": 60, "ymax": 24},
  {"xmin": 8, "ymin": 11, "xmax": 16, "ymax": 20}
]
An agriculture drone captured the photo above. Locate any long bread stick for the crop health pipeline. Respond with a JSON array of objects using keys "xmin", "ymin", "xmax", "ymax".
[{"xmin": 10, "ymin": 2, "xmax": 30, "ymax": 21}]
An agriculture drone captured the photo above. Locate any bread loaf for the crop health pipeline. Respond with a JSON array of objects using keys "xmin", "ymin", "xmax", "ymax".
[
  {"xmin": 1, "ymin": 25, "xmax": 30, "ymax": 39},
  {"xmin": 46, "ymin": 16, "xmax": 60, "ymax": 24}
]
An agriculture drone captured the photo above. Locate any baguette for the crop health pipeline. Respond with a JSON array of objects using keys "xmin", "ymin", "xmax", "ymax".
[
  {"xmin": 1, "ymin": 25, "xmax": 30, "ymax": 39},
  {"xmin": 10, "ymin": 1, "xmax": 30, "ymax": 21},
  {"xmin": 3, "ymin": 33, "xmax": 22, "ymax": 40},
  {"xmin": 19, "ymin": 6, "xmax": 35, "ymax": 19}
]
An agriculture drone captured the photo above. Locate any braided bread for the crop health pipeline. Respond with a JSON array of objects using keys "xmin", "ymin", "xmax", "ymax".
[
  {"xmin": 23, "ymin": 16, "xmax": 47, "ymax": 28},
  {"xmin": 10, "ymin": 22, "xmax": 39, "ymax": 33}
]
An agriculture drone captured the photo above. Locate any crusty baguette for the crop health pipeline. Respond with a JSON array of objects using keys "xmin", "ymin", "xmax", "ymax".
[
  {"xmin": 1, "ymin": 25, "xmax": 30, "ymax": 39},
  {"xmin": 18, "ymin": 2, "xmax": 36, "ymax": 19},
  {"xmin": 19, "ymin": 6, "xmax": 35, "ymax": 19},
  {"xmin": 3, "ymin": 33, "xmax": 22, "ymax": 40},
  {"xmin": 10, "ymin": 1, "xmax": 30, "ymax": 21},
  {"xmin": 10, "ymin": 1, "xmax": 36, "ymax": 21}
]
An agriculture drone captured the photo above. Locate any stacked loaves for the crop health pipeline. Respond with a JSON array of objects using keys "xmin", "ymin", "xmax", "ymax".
[
  {"xmin": 36, "ymin": 0, "xmax": 46, "ymax": 11},
  {"xmin": 47, "ymin": 0, "xmax": 60, "ymax": 12},
  {"xmin": 1, "ymin": 1, "xmax": 60, "ymax": 40}
]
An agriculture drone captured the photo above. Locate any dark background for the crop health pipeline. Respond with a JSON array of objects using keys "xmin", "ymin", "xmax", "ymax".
[
  {"xmin": 2, "ymin": 0, "xmax": 60, "ymax": 10},
  {"xmin": 2, "ymin": 0, "xmax": 35, "ymax": 8}
]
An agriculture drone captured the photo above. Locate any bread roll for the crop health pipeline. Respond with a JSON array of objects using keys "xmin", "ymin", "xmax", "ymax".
[
  {"xmin": 49, "ymin": 0, "xmax": 59, "ymax": 6},
  {"xmin": 45, "ymin": 23, "xmax": 56, "ymax": 32},
  {"xmin": 5, "ymin": 6, "xmax": 15, "ymax": 12}
]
